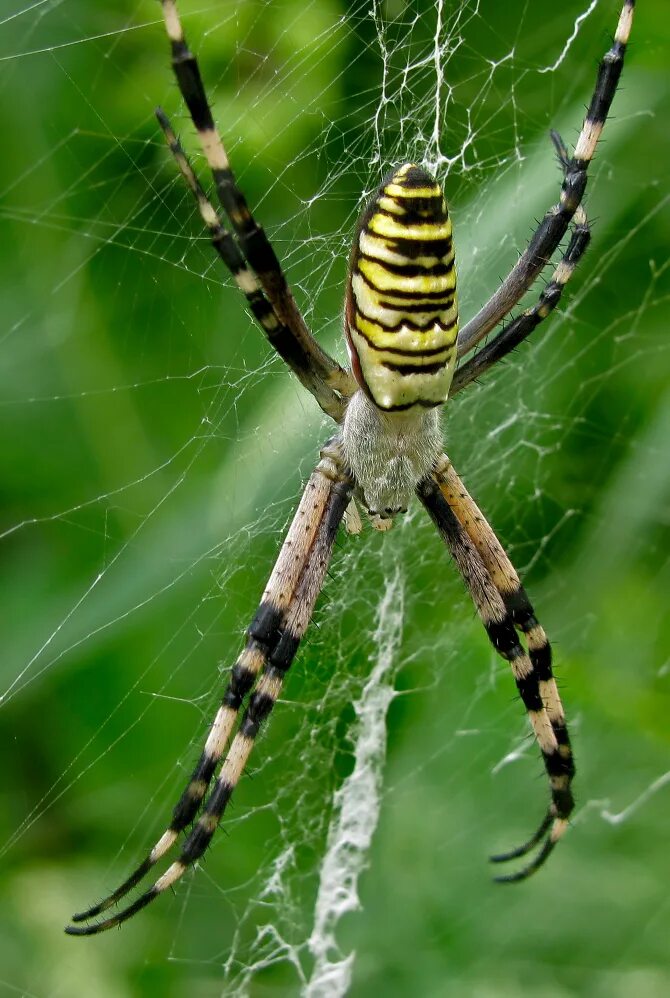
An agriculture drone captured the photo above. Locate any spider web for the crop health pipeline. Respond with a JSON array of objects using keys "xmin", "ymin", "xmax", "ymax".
[{"xmin": 1, "ymin": 1, "xmax": 669, "ymax": 995}]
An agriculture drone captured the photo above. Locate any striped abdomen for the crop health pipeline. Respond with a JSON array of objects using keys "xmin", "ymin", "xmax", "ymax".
[{"xmin": 345, "ymin": 163, "xmax": 458, "ymax": 411}]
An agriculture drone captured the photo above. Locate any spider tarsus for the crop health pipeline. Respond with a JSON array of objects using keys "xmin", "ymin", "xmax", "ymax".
[
  {"xmin": 64, "ymin": 923, "xmax": 95, "ymax": 937},
  {"xmin": 491, "ymin": 836, "xmax": 556, "ymax": 884},
  {"xmin": 69, "ymin": 854, "xmax": 155, "ymax": 922},
  {"xmin": 70, "ymin": 899, "xmax": 113, "ymax": 923},
  {"xmin": 67, "ymin": 885, "xmax": 161, "ymax": 936},
  {"xmin": 489, "ymin": 810, "xmax": 553, "ymax": 864}
]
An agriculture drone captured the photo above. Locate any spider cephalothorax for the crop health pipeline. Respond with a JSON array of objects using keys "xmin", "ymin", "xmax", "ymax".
[{"xmin": 66, "ymin": 0, "xmax": 635, "ymax": 937}]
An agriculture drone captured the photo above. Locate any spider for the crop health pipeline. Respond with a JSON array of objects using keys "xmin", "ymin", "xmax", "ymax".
[{"xmin": 66, "ymin": 0, "xmax": 634, "ymax": 936}]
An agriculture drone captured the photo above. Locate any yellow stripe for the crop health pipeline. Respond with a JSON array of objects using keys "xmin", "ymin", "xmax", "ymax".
[
  {"xmin": 358, "ymin": 257, "xmax": 455, "ymax": 294},
  {"xmin": 383, "ymin": 182, "xmax": 442, "ymax": 199},
  {"xmin": 355, "ymin": 313, "xmax": 457, "ymax": 352},
  {"xmin": 377, "ymin": 195, "xmax": 407, "ymax": 215},
  {"xmin": 368, "ymin": 212, "xmax": 452, "ymax": 241},
  {"xmin": 353, "ymin": 306, "xmax": 457, "ymax": 339},
  {"xmin": 371, "ymin": 346, "xmax": 454, "ymax": 367},
  {"xmin": 359, "ymin": 230, "xmax": 449, "ymax": 267},
  {"xmin": 353, "ymin": 283, "xmax": 457, "ymax": 321}
]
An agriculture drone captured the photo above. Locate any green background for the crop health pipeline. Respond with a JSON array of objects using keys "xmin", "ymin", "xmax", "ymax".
[{"xmin": 1, "ymin": 1, "xmax": 669, "ymax": 995}]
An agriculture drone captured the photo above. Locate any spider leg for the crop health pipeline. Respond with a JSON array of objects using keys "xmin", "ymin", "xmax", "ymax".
[
  {"xmin": 159, "ymin": 0, "xmax": 355, "ymax": 419},
  {"xmin": 457, "ymin": 0, "xmax": 634, "ymax": 360},
  {"xmin": 417, "ymin": 461, "xmax": 574, "ymax": 881},
  {"xmin": 66, "ymin": 441, "xmax": 353, "ymax": 935},
  {"xmin": 156, "ymin": 110, "xmax": 347, "ymax": 421},
  {"xmin": 452, "ymin": 133, "xmax": 591, "ymax": 394},
  {"xmin": 430, "ymin": 457, "xmax": 574, "ymax": 875}
]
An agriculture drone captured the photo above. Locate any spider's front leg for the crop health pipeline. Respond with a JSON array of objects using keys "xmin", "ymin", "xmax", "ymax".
[
  {"xmin": 452, "ymin": 131, "xmax": 591, "ymax": 395},
  {"xmin": 66, "ymin": 441, "xmax": 353, "ymax": 935},
  {"xmin": 456, "ymin": 0, "xmax": 635, "ymax": 363},
  {"xmin": 158, "ymin": 0, "xmax": 355, "ymax": 421},
  {"xmin": 418, "ymin": 456, "xmax": 575, "ymax": 881}
]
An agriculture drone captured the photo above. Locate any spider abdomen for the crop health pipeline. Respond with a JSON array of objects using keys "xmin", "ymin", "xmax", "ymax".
[{"xmin": 345, "ymin": 163, "xmax": 458, "ymax": 411}]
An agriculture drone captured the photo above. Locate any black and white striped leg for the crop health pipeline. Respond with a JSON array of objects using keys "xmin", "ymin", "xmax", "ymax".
[
  {"xmin": 159, "ymin": 0, "xmax": 354, "ymax": 417},
  {"xmin": 457, "ymin": 0, "xmax": 634, "ymax": 360},
  {"xmin": 156, "ymin": 109, "xmax": 347, "ymax": 421},
  {"xmin": 417, "ymin": 473, "xmax": 571, "ymax": 881},
  {"xmin": 66, "ymin": 442, "xmax": 353, "ymax": 935},
  {"xmin": 67, "ymin": 444, "xmax": 343, "ymax": 923},
  {"xmin": 430, "ymin": 457, "xmax": 575, "ymax": 877},
  {"xmin": 452, "ymin": 133, "xmax": 591, "ymax": 394}
]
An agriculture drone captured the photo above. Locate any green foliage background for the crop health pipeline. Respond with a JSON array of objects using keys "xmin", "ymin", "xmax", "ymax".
[{"xmin": 1, "ymin": 1, "xmax": 668, "ymax": 995}]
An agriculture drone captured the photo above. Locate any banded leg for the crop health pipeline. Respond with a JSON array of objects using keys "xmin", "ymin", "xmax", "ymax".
[
  {"xmin": 417, "ymin": 472, "xmax": 572, "ymax": 880},
  {"xmin": 160, "ymin": 0, "xmax": 355, "ymax": 418},
  {"xmin": 431, "ymin": 456, "xmax": 574, "ymax": 876},
  {"xmin": 457, "ymin": 0, "xmax": 634, "ymax": 359},
  {"xmin": 66, "ymin": 442, "xmax": 353, "ymax": 935},
  {"xmin": 452, "ymin": 134, "xmax": 591, "ymax": 395},
  {"xmin": 156, "ymin": 109, "xmax": 347, "ymax": 421}
]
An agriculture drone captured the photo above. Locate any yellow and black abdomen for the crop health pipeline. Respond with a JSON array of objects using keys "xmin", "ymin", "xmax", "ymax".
[{"xmin": 344, "ymin": 163, "xmax": 458, "ymax": 411}]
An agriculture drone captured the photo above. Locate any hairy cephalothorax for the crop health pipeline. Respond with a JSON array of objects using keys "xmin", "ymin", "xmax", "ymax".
[
  {"xmin": 342, "ymin": 392, "xmax": 443, "ymax": 528},
  {"xmin": 66, "ymin": 0, "xmax": 635, "ymax": 937}
]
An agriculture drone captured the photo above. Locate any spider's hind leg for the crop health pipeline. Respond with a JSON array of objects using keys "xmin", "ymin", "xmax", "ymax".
[
  {"xmin": 418, "ymin": 456, "xmax": 575, "ymax": 881},
  {"xmin": 490, "ymin": 579, "xmax": 575, "ymax": 876},
  {"xmin": 66, "ymin": 441, "xmax": 354, "ymax": 935}
]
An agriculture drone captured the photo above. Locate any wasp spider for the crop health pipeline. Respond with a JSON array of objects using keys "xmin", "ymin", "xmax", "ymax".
[{"xmin": 66, "ymin": 0, "xmax": 635, "ymax": 935}]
